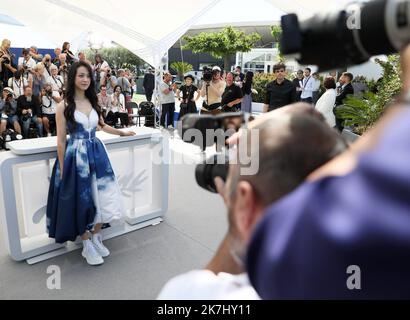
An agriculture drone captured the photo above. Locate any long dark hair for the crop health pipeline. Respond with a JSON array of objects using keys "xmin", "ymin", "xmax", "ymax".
[
  {"xmin": 64, "ymin": 61, "xmax": 103, "ymax": 128},
  {"xmin": 62, "ymin": 42, "xmax": 70, "ymax": 52},
  {"xmin": 243, "ymin": 71, "xmax": 254, "ymax": 95}
]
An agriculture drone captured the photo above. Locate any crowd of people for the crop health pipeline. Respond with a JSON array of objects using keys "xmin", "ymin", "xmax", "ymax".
[{"xmin": 0, "ymin": 38, "xmax": 137, "ymax": 143}]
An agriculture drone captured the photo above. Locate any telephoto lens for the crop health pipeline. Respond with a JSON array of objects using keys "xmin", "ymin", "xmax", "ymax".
[
  {"xmin": 195, "ymin": 154, "xmax": 229, "ymax": 193},
  {"xmin": 281, "ymin": 0, "xmax": 410, "ymax": 70}
]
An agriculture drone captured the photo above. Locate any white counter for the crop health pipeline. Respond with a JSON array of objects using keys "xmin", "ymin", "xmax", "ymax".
[{"xmin": 0, "ymin": 127, "xmax": 169, "ymax": 263}]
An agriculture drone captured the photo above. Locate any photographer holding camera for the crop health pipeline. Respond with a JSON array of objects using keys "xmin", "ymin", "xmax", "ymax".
[
  {"xmin": 159, "ymin": 103, "xmax": 346, "ymax": 299},
  {"xmin": 48, "ymin": 64, "xmax": 65, "ymax": 97},
  {"xmin": 159, "ymin": 71, "xmax": 177, "ymax": 129},
  {"xmin": 41, "ymin": 83, "xmax": 62, "ymax": 136},
  {"xmin": 57, "ymin": 53, "xmax": 69, "ymax": 88},
  {"xmin": 101, "ymin": 68, "xmax": 117, "ymax": 95},
  {"xmin": 17, "ymin": 86, "xmax": 43, "ymax": 138},
  {"xmin": 42, "ymin": 54, "xmax": 54, "ymax": 79},
  {"xmin": 18, "ymin": 48, "xmax": 36, "ymax": 79},
  {"xmin": 220, "ymin": 72, "xmax": 243, "ymax": 112},
  {"xmin": 200, "ymin": 66, "xmax": 226, "ymax": 115},
  {"xmin": 0, "ymin": 87, "xmax": 22, "ymax": 137},
  {"xmin": 7, "ymin": 70, "xmax": 28, "ymax": 98},
  {"xmin": 0, "ymin": 39, "xmax": 17, "ymax": 90}
]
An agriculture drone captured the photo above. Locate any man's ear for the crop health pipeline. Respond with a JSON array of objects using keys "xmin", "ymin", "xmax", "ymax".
[{"xmin": 233, "ymin": 181, "xmax": 261, "ymax": 242}]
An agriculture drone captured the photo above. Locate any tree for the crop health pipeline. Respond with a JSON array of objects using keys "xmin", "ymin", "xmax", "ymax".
[
  {"xmin": 83, "ymin": 46, "xmax": 144, "ymax": 70},
  {"xmin": 170, "ymin": 61, "xmax": 193, "ymax": 80},
  {"xmin": 270, "ymin": 25, "xmax": 284, "ymax": 61},
  {"xmin": 182, "ymin": 26, "xmax": 261, "ymax": 70}
]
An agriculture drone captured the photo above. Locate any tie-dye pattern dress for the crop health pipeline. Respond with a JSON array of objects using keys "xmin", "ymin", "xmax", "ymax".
[{"xmin": 46, "ymin": 108, "xmax": 123, "ymax": 243}]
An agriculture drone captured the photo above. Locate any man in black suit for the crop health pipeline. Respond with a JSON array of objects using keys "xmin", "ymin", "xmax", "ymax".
[
  {"xmin": 143, "ymin": 67, "xmax": 155, "ymax": 102},
  {"xmin": 334, "ymin": 72, "xmax": 354, "ymax": 132}
]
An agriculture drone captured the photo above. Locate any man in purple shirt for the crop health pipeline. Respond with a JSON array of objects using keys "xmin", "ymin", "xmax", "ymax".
[{"xmin": 246, "ymin": 46, "xmax": 410, "ymax": 299}]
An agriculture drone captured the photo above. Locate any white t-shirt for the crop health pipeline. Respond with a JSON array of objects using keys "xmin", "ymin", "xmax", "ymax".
[
  {"xmin": 48, "ymin": 75, "xmax": 64, "ymax": 91},
  {"xmin": 95, "ymin": 61, "xmax": 110, "ymax": 81},
  {"xmin": 18, "ymin": 57, "xmax": 36, "ymax": 71},
  {"xmin": 41, "ymin": 91, "xmax": 60, "ymax": 115},
  {"xmin": 159, "ymin": 81, "xmax": 175, "ymax": 104},
  {"xmin": 8, "ymin": 77, "xmax": 28, "ymax": 98},
  {"xmin": 157, "ymin": 270, "xmax": 260, "ymax": 300}
]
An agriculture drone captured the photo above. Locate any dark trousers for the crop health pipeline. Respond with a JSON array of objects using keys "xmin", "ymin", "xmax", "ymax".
[
  {"xmin": 161, "ymin": 103, "xmax": 175, "ymax": 127},
  {"xmin": 145, "ymin": 89, "xmax": 153, "ymax": 102},
  {"xmin": 335, "ymin": 116, "xmax": 344, "ymax": 132},
  {"xmin": 301, "ymin": 97, "xmax": 313, "ymax": 104}
]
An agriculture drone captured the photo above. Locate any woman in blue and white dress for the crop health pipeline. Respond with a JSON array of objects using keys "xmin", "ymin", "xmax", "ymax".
[{"xmin": 46, "ymin": 61, "xmax": 135, "ymax": 266}]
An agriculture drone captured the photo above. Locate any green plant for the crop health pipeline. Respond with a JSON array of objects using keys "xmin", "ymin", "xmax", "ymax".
[
  {"xmin": 336, "ymin": 54, "xmax": 402, "ymax": 135},
  {"xmin": 83, "ymin": 46, "xmax": 144, "ymax": 70},
  {"xmin": 170, "ymin": 61, "xmax": 193, "ymax": 80},
  {"xmin": 251, "ymin": 73, "xmax": 277, "ymax": 103},
  {"xmin": 183, "ymin": 26, "xmax": 261, "ymax": 70},
  {"xmin": 270, "ymin": 25, "xmax": 284, "ymax": 61}
]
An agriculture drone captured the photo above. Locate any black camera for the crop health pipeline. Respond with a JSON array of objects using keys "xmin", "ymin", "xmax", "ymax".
[
  {"xmin": 195, "ymin": 154, "xmax": 230, "ymax": 193},
  {"xmin": 202, "ymin": 66, "xmax": 213, "ymax": 82},
  {"xmin": 281, "ymin": 0, "xmax": 410, "ymax": 71},
  {"xmin": 179, "ymin": 112, "xmax": 244, "ymax": 150},
  {"xmin": 180, "ymin": 113, "xmax": 243, "ymax": 193},
  {"xmin": 2, "ymin": 57, "xmax": 10, "ymax": 64}
]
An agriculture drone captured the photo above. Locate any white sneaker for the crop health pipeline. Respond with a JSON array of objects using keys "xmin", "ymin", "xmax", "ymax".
[
  {"xmin": 91, "ymin": 233, "xmax": 110, "ymax": 257},
  {"xmin": 82, "ymin": 239, "xmax": 104, "ymax": 265}
]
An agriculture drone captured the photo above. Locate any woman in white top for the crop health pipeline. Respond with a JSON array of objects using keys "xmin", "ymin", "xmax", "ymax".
[
  {"xmin": 110, "ymin": 85, "xmax": 128, "ymax": 127},
  {"xmin": 315, "ymin": 76, "xmax": 337, "ymax": 128},
  {"xmin": 48, "ymin": 64, "xmax": 65, "ymax": 96}
]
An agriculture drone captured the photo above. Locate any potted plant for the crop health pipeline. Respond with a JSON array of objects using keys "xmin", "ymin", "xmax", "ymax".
[{"xmin": 336, "ymin": 54, "xmax": 402, "ymax": 138}]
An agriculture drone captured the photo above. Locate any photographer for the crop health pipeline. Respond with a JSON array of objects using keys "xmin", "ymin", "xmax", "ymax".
[
  {"xmin": 41, "ymin": 54, "xmax": 54, "ymax": 79},
  {"xmin": 117, "ymin": 69, "xmax": 132, "ymax": 103},
  {"xmin": 29, "ymin": 46, "xmax": 43, "ymax": 63},
  {"xmin": 17, "ymin": 86, "xmax": 43, "ymax": 138},
  {"xmin": 57, "ymin": 53, "xmax": 69, "ymax": 87},
  {"xmin": 53, "ymin": 48, "xmax": 61, "ymax": 65},
  {"xmin": 41, "ymin": 83, "xmax": 62, "ymax": 136},
  {"xmin": 143, "ymin": 67, "xmax": 155, "ymax": 102},
  {"xmin": 48, "ymin": 64, "xmax": 65, "ymax": 97},
  {"xmin": 93, "ymin": 54, "xmax": 109, "ymax": 90},
  {"xmin": 159, "ymin": 71, "xmax": 177, "ymax": 129},
  {"xmin": 0, "ymin": 39, "xmax": 17, "ymax": 90},
  {"xmin": 7, "ymin": 70, "xmax": 28, "ymax": 98},
  {"xmin": 221, "ymin": 72, "xmax": 243, "ymax": 112},
  {"xmin": 158, "ymin": 104, "xmax": 346, "ymax": 299},
  {"xmin": 176, "ymin": 74, "xmax": 199, "ymax": 120},
  {"xmin": 246, "ymin": 45, "xmax": 410, "ymax": 299},
  {"xmin": 0, "ymin": 87, "xmax": 22, "ymax": 136},
  {"xmin": 200, "ymin": 66, "xmax": 226, "ymax": 114},
  {"xmin": 18, "ymin": 48, "xmax": 36, "ymax": 79},
  {"xmin": 101, "ymin": 68, "xmax": 117, "ymax": 95}
]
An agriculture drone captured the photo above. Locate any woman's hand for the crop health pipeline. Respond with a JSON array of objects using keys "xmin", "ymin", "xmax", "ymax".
[{"xmin": 120, "ymin": 130, "xmax": 136, "ymax": 137}]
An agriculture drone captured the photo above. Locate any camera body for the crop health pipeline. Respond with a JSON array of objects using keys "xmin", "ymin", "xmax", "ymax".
[
  {"xmin": 202, "ymin": 66, "xmax": 213, "ymax": 82},
  {"xmin": 2, "ymin": 57, "xmax": 10, "ymax": 64}
]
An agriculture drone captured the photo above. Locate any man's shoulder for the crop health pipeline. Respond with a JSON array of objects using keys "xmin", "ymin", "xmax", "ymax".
[{"xmin": 157, "ymin": 270, "xmax": 259, "ymax": 300}]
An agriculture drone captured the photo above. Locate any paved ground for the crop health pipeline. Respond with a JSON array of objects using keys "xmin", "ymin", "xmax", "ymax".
[{"xmin": 0, "ymin": 135, "xmax": 227, "ymax": 299}]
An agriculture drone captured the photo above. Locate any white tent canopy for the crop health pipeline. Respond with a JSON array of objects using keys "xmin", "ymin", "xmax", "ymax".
[
  {"xmin": 1, "ymin": 0, "xmax": 220, "ymax": 66},
  {"xmin": 1, "ymin": 0, "xmax": 368, "ymax": 66}
]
